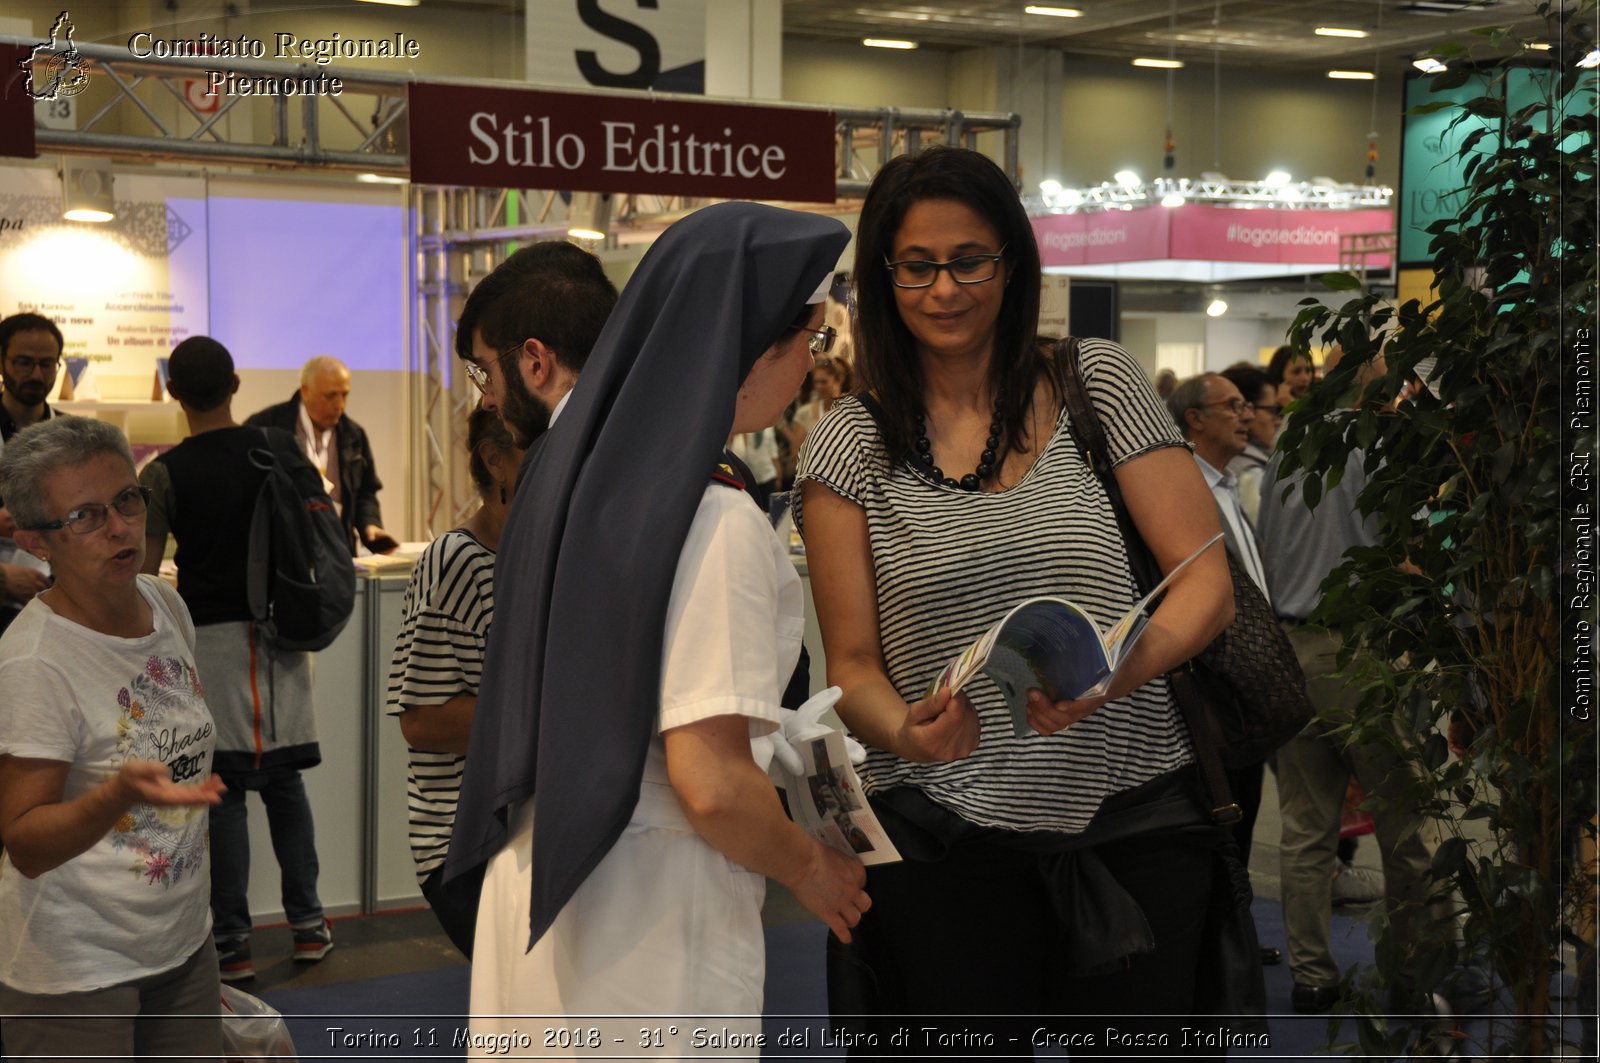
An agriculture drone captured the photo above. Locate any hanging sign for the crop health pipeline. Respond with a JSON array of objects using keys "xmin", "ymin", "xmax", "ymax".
[{"xmin": 407, "ymin": 81, "xmax": 836, "ymax": 202}]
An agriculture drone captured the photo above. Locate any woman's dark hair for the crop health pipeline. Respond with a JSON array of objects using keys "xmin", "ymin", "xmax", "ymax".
[
  {"xmin": 1265, "ymin": 344, "xmax": 1310, "ymax": 385},
  {"xmin": 466, "ymin": 405, "xmax": 520, "ymax": 497},
  {"xmin": 853, "ymin": 146, "xmax": 1045, "ymax": 467},
  {"xmin": 1220, "ymin": 364, "xmax": 1274, "ymax": 407}
]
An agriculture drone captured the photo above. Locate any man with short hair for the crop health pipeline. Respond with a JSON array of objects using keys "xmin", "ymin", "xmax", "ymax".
[
  {"xmin": 454, "ymin": 241, "xmax": 619, "ymax": 445},
  {"xmin": 0, "ymin": 314, "xmax": 62, "ymax": 630},
  {"xmin": 246, "ymin": 356, "xmax": 396, "ymax": 555},
  {"xmin": 1256, "ymin": 353, "xmax": 1437, "ymax": 1014},
  {"xmin": 1168, "ymin": 372, "xmax": 1280, "ymax": 966},
  {"xmin": 140, "ymin": 336, "xmax": 332, "ymax": 983}
]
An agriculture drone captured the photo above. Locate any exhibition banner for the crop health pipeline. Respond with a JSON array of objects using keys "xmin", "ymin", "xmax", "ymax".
[
  {"xmin": 1033, "ymin": 204, "xmax": 1394, "ymax": 270},
  {"xmin": 407, "ymin": 81, "xmax": 836, "ymax": 202},
  {"xmin": 0, "ymin": 165, "xmax": 208, "ymax": 398}
]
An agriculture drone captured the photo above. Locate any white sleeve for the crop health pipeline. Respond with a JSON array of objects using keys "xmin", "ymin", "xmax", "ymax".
[{"xmin": 658, "ymin": 487, "xmax": 785, "ymax": 739}]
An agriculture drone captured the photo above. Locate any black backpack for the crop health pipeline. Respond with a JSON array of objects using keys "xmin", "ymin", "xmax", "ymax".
[{"xmin": 245, "ymin": 428, "xmax": 357, "ymax": 651}]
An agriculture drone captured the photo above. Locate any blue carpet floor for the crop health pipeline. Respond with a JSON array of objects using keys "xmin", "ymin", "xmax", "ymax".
[{"xmin": 258, "ymin": 898, "xmax": 1588, "ymax": 1059}]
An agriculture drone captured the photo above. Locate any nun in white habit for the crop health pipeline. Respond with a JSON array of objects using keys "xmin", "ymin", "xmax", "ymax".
[{"xmin": 451, "ymin": 202, "xmax": 869, "ymax": 1051}]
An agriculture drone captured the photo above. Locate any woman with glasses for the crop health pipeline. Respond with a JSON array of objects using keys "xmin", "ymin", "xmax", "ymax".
[
  {"xmin": 0, "ymin": 416, "xmax": 225, "ymax": 1058},
  {"xmin": 452, "ymin": 202, "xmax": 870, "ymax": 1052},
  {"xmin": 794, "ymin": 146, "xmax": 1235, "ymax": 1050}
]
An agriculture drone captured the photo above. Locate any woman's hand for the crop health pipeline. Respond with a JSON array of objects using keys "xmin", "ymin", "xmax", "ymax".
[
  {"xmin": 111, "ymin": 759, "xmax": 225, "ymax": 807},
  {"xmin": 1024, "ymin": 689, "xmax": 1110, "ymax": 736},
  {"xmin": 788, "ymin": 838, "xmax": 871, "ymax": 944},
  {"xmin": 895, "ymin": 686, "xmax": 980, "ymax": 763}
]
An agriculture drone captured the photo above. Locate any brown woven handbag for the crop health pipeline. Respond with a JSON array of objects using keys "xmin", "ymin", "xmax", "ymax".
[{"xmin": 1056, "ymin": 338, "xmax": 1312, "ymax": 773}]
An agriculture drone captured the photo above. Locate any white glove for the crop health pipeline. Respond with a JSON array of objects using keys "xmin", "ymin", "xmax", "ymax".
[{"xmin": 767, "ymin": 685, "xmax": 866, "ymax": 777}]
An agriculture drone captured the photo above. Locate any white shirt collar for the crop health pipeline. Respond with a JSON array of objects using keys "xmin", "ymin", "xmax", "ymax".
[{"xmin": 549, "ymin": 388, "xmax": 573, "ymax": 426}]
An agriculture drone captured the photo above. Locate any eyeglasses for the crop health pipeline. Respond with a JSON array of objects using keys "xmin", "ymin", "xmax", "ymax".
[
  {"xmin": 789, "ymin": 324, "xmax": 838, "ymax": 358},
  {"xmin": 462, "ymin": 360, "xmax": 490, "ymax": 395},
  {"xmin": 884, "ymin": 245, "xmax": 1008, "ymax": 289},
  {"xmin": 7, "ymin": 355, "xmax": 60, "ymax": 375},
  {"xmin": 1254, "ymin": 404, "xmax": 1283, "ymax": 417},
  {"xmin": 1202, "ymin": 398, "xmax": 1254, "ymax": 416},
  {"xmin": 28, "ymin": 485, "xmax": 150, "ymax": 535}
]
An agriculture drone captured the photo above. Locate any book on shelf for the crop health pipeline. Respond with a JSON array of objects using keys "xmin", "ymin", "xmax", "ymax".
[{"xmin": 926, "ymin": 532, "xmax": 1223, "ymax": 738}]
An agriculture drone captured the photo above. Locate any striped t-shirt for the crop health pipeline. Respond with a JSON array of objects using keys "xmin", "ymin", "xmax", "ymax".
[
  {"xmin": 385, "ymin": 529, "xmax": 494, "ymax": 882},
  {"xmin": 794, "ymin": 338, "xmax": 1195, "ymax": 835}
]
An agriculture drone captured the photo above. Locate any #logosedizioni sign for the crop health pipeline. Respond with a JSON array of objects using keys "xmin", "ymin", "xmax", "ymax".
[{"xmin": 408, "ymin": 81, "xmax": 836, "ymax": 202}]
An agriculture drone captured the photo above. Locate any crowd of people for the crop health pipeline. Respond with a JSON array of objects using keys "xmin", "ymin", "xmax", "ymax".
[{"xmin": 0, "ymin": 145, "xmax": 1452, "ymax": 1057}]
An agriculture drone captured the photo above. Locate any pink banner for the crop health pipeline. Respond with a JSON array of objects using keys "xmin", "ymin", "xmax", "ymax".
[
  {"xmin": 1169, "ymin": 205, "xmax": 1393, "ymax": 266},
  {"xmin": 1033, "ymin": 205, "xmax": 1394, "ymax": 268}
]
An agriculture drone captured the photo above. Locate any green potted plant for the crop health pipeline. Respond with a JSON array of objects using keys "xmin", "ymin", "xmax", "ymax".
[{"xmin": 1277, "ymin": 2, "xmax": 1596, "ymax": 1056}]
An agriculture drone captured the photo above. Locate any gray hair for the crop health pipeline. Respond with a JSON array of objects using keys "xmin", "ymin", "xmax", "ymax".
[
  {"xmin": 300, "ymin": 355, "xmax": 348, "ymax": 388},
  {"xmin": 0, "ymin": 416, "xmax": 135, "ymax": 530},
  {"xmin": 1165, "ymin": 373, "xmax": 1222, "ymax": 440}
]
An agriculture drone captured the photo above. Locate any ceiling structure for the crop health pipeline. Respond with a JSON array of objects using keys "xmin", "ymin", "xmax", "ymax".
[{"xmin": 781, "ymin": 0, "xmax": 1551, "ymax": 71}]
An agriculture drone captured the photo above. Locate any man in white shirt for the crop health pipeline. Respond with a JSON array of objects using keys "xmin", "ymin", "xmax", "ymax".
[{"xmin": 1168, "ymin": 371, "xmax": 1281, "ymax": 968}]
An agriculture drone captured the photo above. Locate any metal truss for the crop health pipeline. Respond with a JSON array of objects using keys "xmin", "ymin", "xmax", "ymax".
[
  {"xmin": 7, "ymin": 37, "xmax": 1019, "ymax": 538},
  {"xmin": 1028, "ymin": 175, "xmax": 1394, "ymax": 214}
]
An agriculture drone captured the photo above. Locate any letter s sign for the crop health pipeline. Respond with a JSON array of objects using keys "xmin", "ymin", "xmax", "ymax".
[{"xmin": 576, "ymin": 0, "xmax": 662, "ymax": 89}]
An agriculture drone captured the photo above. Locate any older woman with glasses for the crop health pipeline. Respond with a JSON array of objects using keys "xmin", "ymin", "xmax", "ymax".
[
  {"xmin": 0, "ymin": 416, "xmax": 224, "ymax": 1058},
  {"xmin": 795, "ymin": 146, "xmax": 1235, "ymax": 1051}
]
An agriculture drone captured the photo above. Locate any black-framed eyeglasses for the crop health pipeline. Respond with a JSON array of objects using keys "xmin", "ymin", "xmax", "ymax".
[
  {"xmin": 884, "ymin": 245, "xmax": 1008, "ymax": 289},
  {"xmin": 1202, "ymin": 398, "xmax": 1254, "ymax": 416},
  {"xmin": 28, "ymin": 485, "xmax": 150, "ymax": 535},
  {"xmin": 789, "ymin": 324, "xmax": 838, "ymax": 358},
  {"xmin": 7, "ymin": 355, "xmax": 60, "ymax": 375}
]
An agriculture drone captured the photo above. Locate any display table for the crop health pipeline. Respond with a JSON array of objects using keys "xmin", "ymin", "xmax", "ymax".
[{"xmin": 240, "ymin": 550, "xmax": 832, "ymax": 923}]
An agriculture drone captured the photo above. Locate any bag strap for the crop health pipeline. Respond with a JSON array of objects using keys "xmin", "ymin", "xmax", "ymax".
[{"xmin": 1055, "ymin": 338, "xmax": 1240, "ymax": 825}]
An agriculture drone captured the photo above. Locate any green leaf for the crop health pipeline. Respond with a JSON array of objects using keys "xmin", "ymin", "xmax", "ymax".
[{"xmin": 1321, "ymin": 272, "xmax": 1363, "ymax": 292}]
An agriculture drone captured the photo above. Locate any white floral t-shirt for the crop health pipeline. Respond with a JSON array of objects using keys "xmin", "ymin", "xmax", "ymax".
[{"xmin": 0, "ymin": 575, "xmax": 216, "ymax": 994}]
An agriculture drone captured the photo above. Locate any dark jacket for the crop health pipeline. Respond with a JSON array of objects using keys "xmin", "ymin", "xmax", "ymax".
[{"xmin": 245, "ymin": 393, "xmax": 383, "ymax": 554}]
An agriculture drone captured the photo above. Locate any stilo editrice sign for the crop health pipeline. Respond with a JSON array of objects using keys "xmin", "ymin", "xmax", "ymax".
[{"xmin": 407, "ymin": 81, "xmax": 836, "ymax": 202}]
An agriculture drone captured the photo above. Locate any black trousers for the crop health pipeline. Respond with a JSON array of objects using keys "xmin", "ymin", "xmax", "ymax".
[{"xmin": 827, "ymin": 827, "xmax": 1220, "ymax": 1059}]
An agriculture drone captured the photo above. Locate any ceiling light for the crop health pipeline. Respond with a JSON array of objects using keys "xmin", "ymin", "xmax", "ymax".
[
  {"xmin": 567, "ymin": 191, "xmax": 613, "ymax": 242},
  {"xmin": 61, "ymin": 159, "xmax": 115, "ymax": 223},
  {"xmin": 1412, "ymin": 57, "xmax": 1449, "ymax": 73},
  {"xmin": 1580, "ymin": 49, "xmax": 1600, "ymax": 69},
  {"xmin": 864, "ymin": 38, "xmax": 918, "ymax": 50},
  {"xmin": 1206, "ymin": 298, "xmax": 1229, "ymax": 317},
  {"xmin": 1039, "ymin": 178, "xmax": 1063, "ymax": 197},
  {"xmin": 1024, "ymin": 5, "xmax": 1084, "ymax": 16},
  {"xmin": 355, "ymin": 173, "xmax": 408, "ymax": 184},
  {"xmin": 1263, "ymin": 169, "xmax": 1292, "ymax": 186},
  {"xmin": 1525, "ymin": 41, "xmax": 1552, "ymax": 51},
  {"xmin": 1160, "ymin": 191, "xmax": 1185, "ymax": 208},
  {"xmin": 1314, "ymin": 27, "xmax": 1370, "ymax": 38},
  {"xmin": 1133, "ymin": 57, "xmax": 1185, "ymax": 69},
  {"xmin": 353, "ymin": 0, "xmax": 421, "ymax": 6},
  {"xmin": 1327, "ymin": 69, "xmax": 1376, "ymax": 80},
  {"xmin": 1114, "ymin": 169, "xmax": 1140, "ymax": 188}
]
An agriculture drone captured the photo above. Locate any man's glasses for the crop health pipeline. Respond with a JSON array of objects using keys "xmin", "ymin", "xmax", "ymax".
[
  {"xmin": 463, "ymin": 360, "xmax": 490, "ymax": 395},
  {"xmin": 7, "ymin": 356, "xmax": 60, "ymax": 375},
  {"xmin": 1202, "ymin": 398, "xmax": 1254, "ymax": 417},
  {"xmin": 28, "ymin": 485, "xmax": 150, "ymax": 535},
  {"xmin": 884, "ymin": 245, "xmax": 1008, "ymax": 289},
  {"xmin": 789, "ymin": 324, "xmax": 838, "ymax": 358}
]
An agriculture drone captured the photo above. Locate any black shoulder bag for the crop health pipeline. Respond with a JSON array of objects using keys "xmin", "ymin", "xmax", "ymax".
[{"xmin": 1056, "ymin": 337, "xmax": 1292, "ymax": 1028}]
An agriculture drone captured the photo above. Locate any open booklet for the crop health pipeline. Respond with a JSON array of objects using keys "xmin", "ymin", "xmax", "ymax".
[
  {"xmin": 927, "ymin": 532, "xmax": 1224, "ymax": 739},
  {"xmin": 773, "ymin": 730, "xmax": 902, "ymax": 866}
]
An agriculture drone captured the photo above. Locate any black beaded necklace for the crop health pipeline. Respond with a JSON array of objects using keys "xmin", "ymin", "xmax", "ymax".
[{"xmin": 914, "ymin": 390, "xmax": 1004, "ymax": 491}]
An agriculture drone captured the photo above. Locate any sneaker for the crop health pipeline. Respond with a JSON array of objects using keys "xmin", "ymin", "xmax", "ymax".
[
  {"xmin": 1331, "ymin": 861, "xmax": 1384, "ymax": 906},
  {"xmin": 217, "ymin": 937, "xmax": 255, "ymax": 982},
  {"xmin": 292, "ymin": 917, "xmax": 334, "ymax": 963}
]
